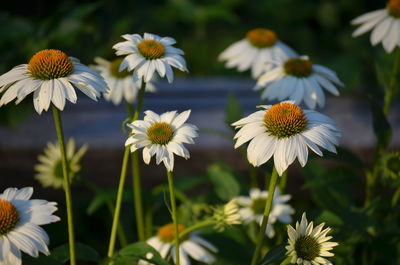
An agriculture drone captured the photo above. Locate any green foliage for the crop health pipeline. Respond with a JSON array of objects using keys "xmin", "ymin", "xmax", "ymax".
[
  {"xmin": 225, "ymin": 92, "xmax": 243, "ymax": 128},
  {"xmin": 259, "ymin": 244, "xmax": 287, "ymax": 265},
  {"xmin": 111, "ymin": 242, "xmax": 170, "ymax": 265},
  {"xmin": 207, "ymin": 162, "xmax": 241, "ymax": 201}
]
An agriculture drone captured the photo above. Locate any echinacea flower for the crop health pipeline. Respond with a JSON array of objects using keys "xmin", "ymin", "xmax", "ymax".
[
  {"xmin": 351, "ymin": 0, "xmax": 400, "ymax": 53},
  {"xmin": 92, "ymin": 57, "xmax": 156, "ymax": 105},
  {"xmin": 0, "ymin": 187, "xmax": 60, "ymax": 265},
  {"xmin": 254, "ymin": 55, "xmax": 343, "ymax": 109},
  {"xmin": 236, "ymin": 188, "xmax": 294, "ymax": 238},
  {"xmin": 35, "ymin": 138, "xmax": 88, "ymax": 189},
  {"xmin": 140, "ymin": 223, "xmax": 217, "ymax": 265},
  {"xmin": 125, "ymin": 110, "xmax": 198, "ymax": 172},
  {"xmin": 113, "ymin": 33, "xmax": 187, "ymax": 83},
  {"xmin": 218, "ymin": 28, "xmax": 296, "ymax": 78},
  {"xmin": 286, "ymin": 213, "xmax": 338, "ymax": 265},
  {"xmin": 232, "ymin": 101, "xmax": 340, "ymax": 175},
  {"xmin": 0, "ymin": 49, "xmax": 108, "ymax": 114},
  {"xmin": 212, "ymin": 199, "xmax": 242, "ymax": 232}
]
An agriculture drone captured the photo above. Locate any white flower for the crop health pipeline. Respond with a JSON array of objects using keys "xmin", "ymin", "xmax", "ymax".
[
  {"xmin": 236, "ymin": 188, "xmax": 294, "ymax": 238},
  {"xmin": 351, "ymin": 0, "xmax": 400, "ymax": 53},
  {"xmin": 92, "ymin": 57, "xmax": 156, "ymax": 105},
  {"xmin": 0, "ymin": 187, "xmax": 60, "ymax": 265},
  {"xmin": 218, "ymin": 28, "xmax": 296, "ymax": 78},
  {"xmin": 286, "ymin": 213, "xmax": 338, "ymax": 265},
  {"xmin": 139, "ymin": 223, "xmax": 217, "ymax": 265},
  {"xmin": 0, "ymin": 49, "xmax": 109, "ymax": 114},
  {"xmin": 232, "ymin": 101, "xmax": 340, "ymax": 175},
  {"xmin": 125, "ymin": 110, "xmax": 198, "ymax": 172},
  {"xmin": 35, "ymin": 138, "xmax": 88, "ymax": 189},
  {"xmin": 254, "ymin": 55, "xmax": 343, "ymax": 109},
  {"xmin": 212, "ymin": 199, "xmax": 242, "ymax": 232},
  {"xmin": 113, "ymin": 33, "xmax": 188, "ymax": 83}
]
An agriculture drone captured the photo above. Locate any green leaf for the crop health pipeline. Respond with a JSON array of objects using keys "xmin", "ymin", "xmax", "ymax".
[
  {"xmin": 115, "ymin": 242, "xmax": 170, "ymax": 265},
  {"xmin": 316, "ymin": 210, "xmax": 344, "ymax": 227},
  {"xmin": 87, "ymin": 188, "xmax": 132, "ymax": 215},
  {"xmin": 375, "ymin": 63, "xmax": 389, "ymax": 91},
  {"xmin": 225, "ymin": 93, "xmax": 243, "ymax": 128},
  {"xmin": 368, "ymin": 95, "xmax": 392, "ymax": 149},
  {"xmin": 259, "ymin": 244, "xmax": 287, "ymax": 265},
  {"xmin": 207, "ymin": 163, "xmax": 240, "ymax": 201}
]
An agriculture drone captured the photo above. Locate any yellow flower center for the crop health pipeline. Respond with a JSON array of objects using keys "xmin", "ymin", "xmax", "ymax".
[
  {"xmin": 157, "ymin": 223, "xmax": 188, "ymax": 243},
  {"xmin": 294, "ymin": 235, "xmax": 320, "ymax": 261},
  {"xmin": 251, "ymin": 198, "xmax": 266, "ymax": 215},
  {"xmin": 388, "ymin": 0, "xmax": 400, "ymax": 18},
  {"xmin": 109, "ymin": 58, "xmax": 131, "ymax": 79},
  {"xmin": 0, "ymin": 200, "xmax": 20, "ymax": 235},
  {"xmin": 246, "ymin": 28, "xmax": 277, "ymax": 48},
  {"xmin": 138, "ymin": 40, "xmax": 165, "ymax": 60},
  {"xmin": 284, "ymin": 58, "xmax": 313, "ymax": 77},
  {"xmin": 264, "ymin": 103, "xmax": 308, "ymax": 138},
  {"xmin": 147, "ymin": 122, "xmax": 174, "ymax": 145},
  {"xmin": 28, "ymin": 49, "xmax": 74, "ymax": 80}
]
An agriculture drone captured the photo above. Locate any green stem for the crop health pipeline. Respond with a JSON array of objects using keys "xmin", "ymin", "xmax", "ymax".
[
  {"xmin": 176, "ymin": 220, "xmax": 215, "ymax": 242},
  {"xmin": 384, "ymin": 48, "xmax": 400, "ymax": 116},
  {"xmin": 250, "ymin": 167, "xmax": 279, "ymax": 265},
  {"xmin": 279, "ymin": 171, "xmax": 287, "ymax": 193},
  {"xmin": 107, "ymin": 81, "xmax": 146, "ymax": 259},
  {"xmin": 52, "ymin": 106, "xmax": 76, "ymax": 265},
  {"xmin": 167, "ymin": 170, "xmax": 180, "ymax": 265}
]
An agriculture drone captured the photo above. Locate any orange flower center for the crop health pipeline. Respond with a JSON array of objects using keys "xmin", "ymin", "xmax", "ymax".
[
  {"xmin": 138, "ymin": 40, "xmax": 165, "ymax": 59},
  {"xmin": 28, "ymin": 49, "xmax": 74, "ymax": 80},
  {"xmin": 109, "ymin": 58, "xmax": 131, "ymax": 79},
  {"xmin": 147, "ymin": 122, "xmax": 174, "ymax": 145},
  {"xmin": 157, "ymin": 223, "xmax": 188, "ymax": 242},
  {"xmin": 284, "ymin": 58, "xmax": 313, "ymax": 77},
  {"xmin": 246, "ymin": 28, "xmax": 277, "ymax": 48},
  {"xmin": 0, "ymin": 200, "xmax": 20, "ymax": 235},
  {"xmin": 264, "ymin": 103, "xmax": 308, "ymax": 138},
  {"xmin": 388, "ymin": 0, "xmax": 400, "ymax": 18}
]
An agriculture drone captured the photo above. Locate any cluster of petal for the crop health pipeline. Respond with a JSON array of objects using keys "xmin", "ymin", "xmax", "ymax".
[
  {"xmin": 35, "ymin": 138, "xmax": 88, "ymax": 189},
  {"xmin": 351, "ymin": 8, "xmax": 400, "ymax": 53},
  {"xmin": 286, "ymin": 213, "xmax": 338, "ymax": 265},
  {"xmin": 140, "ymin": 232, "xmax": 217, "ymax": 265},
  {"xmin": 92, "ymin": 57, "xmax": 156, "ymax": 105},
  {"xmin": 254, "ymin": 55, "xmax": 343, "ymax": 109},
  {"xmin": 113, "ymin": 33, "xmax": 187, "ymax": 83},
  {"xmin": 232, "ymin": 101, "xmax": 340, "ymax": 175},
  {"xmin": 213, "ymin": 199, "xmax": 242, "ymax": 232},
  {"xmin": 0, "ymin": 56, "xmax": 108, "ymax": 114},
  {"xmin": 236, "ymin": 188, "xmax": 294, "ymax": 238},
  {"xmin": 0, "ymin": 187, "xmax": 60, "ymax": 265},
  {"xmin": 218, "ymin": 34, "xmax": 296, "ymax": 78},
  {"xmin": 125, "ymin": 110, "xmax": 198, "ymax": 172}
]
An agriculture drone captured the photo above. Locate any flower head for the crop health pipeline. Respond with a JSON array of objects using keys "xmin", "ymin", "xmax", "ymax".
[
  {"xmin": 254, "ymin": 55, "xmax": 343, "ymax": 109},
  {"xmin": 113, "ymin": 33, "xmax": 187, "ymax": 83},
  {"xmin": 139, "ymin": 223, "xmax": 217, "ymax": 265},
  {"xmin": 351, "ymin": 0, "xmax": 400, "ymax": 53},
  {"xmin": 92, "ymin": 57, "xmax": 156, "ymax": 105},
  {"xmin": 125, "ymin": 110, "xmax": 198, "ymax": 172},
  {"xmin": 0, "ymin": 187, "xmax": 60, "ymax": 264},
  {"xmin": 212, "ymin": 199, "xmax": 242, "ymax": 232},
  {"xmin": 236, "ymin": 188, "xmax": 294, "ymax": 238},
  {"xmin": 286, "ymin": 213, "xmax": 338, "ymax": 265},
  {"xmin": 0, "ymin": 49, "xmax": 109, "ymax": 114},
  {"xmin": 232, "ymin": 101, "xmax": 340, "ymax": 175},
  {"xmin": 35, "ymin": 138, "xmax": 88, "ymax": 189},
  {"xmin": 218, "ymin": 28, "xmax": 296, "ymax": 78}
]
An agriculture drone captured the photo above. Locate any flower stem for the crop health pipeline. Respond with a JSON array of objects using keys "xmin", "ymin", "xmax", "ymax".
[
  {"xmin": 279, "ymin": 170, "xmax": 287, "ymax": 193},
  {"xmin": 384, "ymin": 48, "xmax": 400, "ymax": 116},
  {"xmin": 176, "ymin": 220, "xmax": 216, "ymax": 243},
  {"xmin": 250, "ymin": 167, "xmax": 279, "ymax": 265},
  {"xmin": 52, "ymin": 106, "xmax": 76, "ymax": 265},
  {"xmin": 107, "ymin": 81, "xmax": 146, "ymax": 259},
  {"xmin": 167, "ymin": 170, "xmax": 180, "ymax": 265}
]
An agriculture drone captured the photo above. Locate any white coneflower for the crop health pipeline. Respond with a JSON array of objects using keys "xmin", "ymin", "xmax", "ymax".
[
  {"xmin": 236, "ymin": 188, "xmax": 294, "ymax": 238},
  {"xmin": 0, "ymin": 187, "xmax": 60, "ymax": 265},
  {"xmin": 92, "ymin": 57, "xmax": 156, "ymax": 105},
  {"xmin": 0, "ymin": 49, "xmax": 108, "ymax": 114},
  {"xmin": 34, "ymin": 138, "xmax": 88, "ymax": 189},
  {"xmin": 218, "ymin": 28, "xmax": 296, "ymax": 78},
  {"xmin": 113, "ymin": 33, "xmax": 187, "ymax": 83},
  {"xmin": 351, "ymin": 0, "xmax": 400, "ymax": 53},
  {"xmin": 125, "ymin": 110, "xmax": 198, "ymax": 172},
  {"xmin": 255, "ymin": 55, "xmax": 343, "ymax": 109},
  {"xmin": 213, "ymin": 199, "xmax": 242, "ymax": 232},
  {"xmin": 232, "ymin": 101, "xmax": 340, "ymax": 175},
  {"xmin": 286, "ymin": 213, "xmax": 338, "ymax": 265},
  {"xmin": 139, "ymin": 223, "xmax": 217, "ymax": 265}
]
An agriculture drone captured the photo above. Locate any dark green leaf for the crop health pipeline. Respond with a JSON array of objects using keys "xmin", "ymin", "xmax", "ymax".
[
  {"xmin": 225, "ymin": 93, "xmax": 243, "ymax": 127},
  {"xmin": 259, "ymin": 244, "xmax": 287, "ymax": 265},
  {"xmin": 207, "ymin": 163, "xmax": 240, "ymax": 201},
  {"xmin": 87, "ymin": 188, "xmax": 132, "ymax": 215},
  {"xmin": 116, "ymin": 242, "xmax": 170, "ymax": 265},
  {"xmin": 316, "ymin": 210, "xmax": 344, "ymax": 227},
  {"xmin": 368, "ymin": 95, "xmax": 392, "ymax": 149}
]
